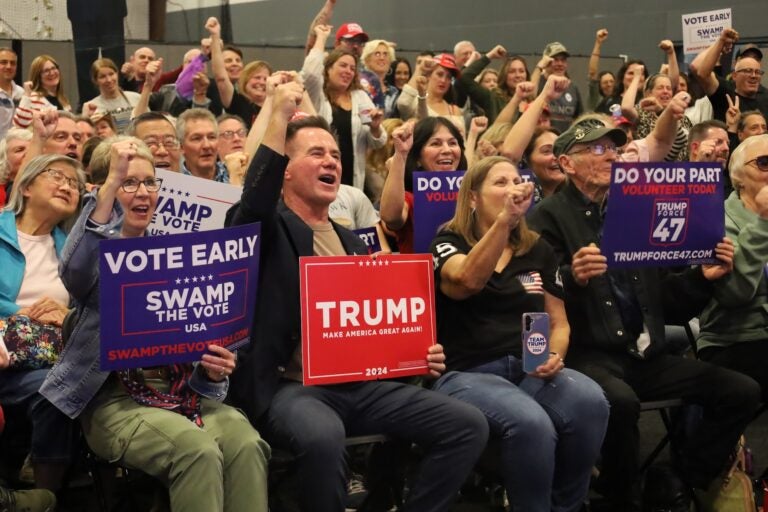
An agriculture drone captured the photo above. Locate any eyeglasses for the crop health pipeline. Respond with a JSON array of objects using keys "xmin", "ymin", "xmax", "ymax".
[
  {"xmin": 734, "ymin": 68, "xmax": 765, "ymax": 77},
  {"xmin": 219, "ymin": 129, "xmax": 247, "ymax": 140},
  {"xmin": 341, "ymin": 37, "xmax": 365, "ymax": 47},
  {"xmin": 746, "ymin": 155, "xmax": 768, "ymax": 172},
  {"xmin": 143, "ymin": 136, "xmax": 180, "ymax": 150},
  {"xmin": 41, "ymin": 65, "xmax": 59, "ymax": 75},
  {"xmin": 121, "ymin": 177, "xmax": 163, "ymax": 193},
  {"xmin": 568, "ymin": 143, "xmax": 618, "ymax": 156},
  {"xmin": 42, "ymin": 168, "xmax": 80, "ymax": 190}
]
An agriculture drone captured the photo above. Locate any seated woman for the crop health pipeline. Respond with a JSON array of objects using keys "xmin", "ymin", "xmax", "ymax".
[
  {"xmin": 39, "ymin": 137, "xmax": 270, "ymax": 512},
  {"xmin": 430, "ymin": 155, "xmax": 609, "ymax": 512},
  {"xmin": 303, "ymin": 24, "xmax": 386, "ymax": 191},
  {"xmin": 379, "ymin": 116, "xmax": 466, "ymax": 253},
  {"xmin": 397, "ymin": 54, "xmax": 464, "ymax": 130},
  {"xmin": 697, "ymin": 134, "xmax": 768, "ymax": 401},
  {"xmin": 0, "ymin": 154, "xmax": 84, "ymax": 493},
  {"xmin": 0, "ymin": 128, "xmax": 32, "ymax": 206}
]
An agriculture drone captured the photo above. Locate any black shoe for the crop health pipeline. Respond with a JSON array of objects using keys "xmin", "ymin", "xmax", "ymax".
[{"xmin": 641, "ymin": 464, "xmax": 692, "ymax": 512}]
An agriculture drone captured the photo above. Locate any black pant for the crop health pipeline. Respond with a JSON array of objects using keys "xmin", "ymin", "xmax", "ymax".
[
  {"xmin": 568, "ymin": 349, "xmax": 760, "ymax": 498},
  {"xmin": 258, "ymin": 379, "xmax": 489, "ymax": 512},
  {"xmin": 699, "ymin": 340, "xmax": 768, "ymax": 402}
]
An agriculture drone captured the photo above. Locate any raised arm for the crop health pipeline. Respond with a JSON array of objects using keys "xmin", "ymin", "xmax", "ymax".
[
  {"xmin": 621, "ymin": 72, "xmax": 642, "ymax": 122},
  {"xmin": 659, "ymin": 39, "xmax": 680, "ymax": 91},
  {"xmin": 589, "ymin": 29, "xmax": 608, "ymax": 81},
  {"xmin": 133, "ymin": 57, "xmax": 163, "ymax": 118},
  {"xmin": 493, "ymin": 81, "xmax": 531, "ymax": 126},
  {"xmin": 206, "ymin": 17, "xmax": 234, "ymax": 108},
  {"xmin": 398, "ymin": 58, "xmax": 434, "ymax": 120},
  {"xmin": 437, "ymin": 181, "xmax": 533, "ymax": 300},
  {"xmin": 379, "ymin": 122, "xmax": 412, "ymax": 231},
  {"xmin": 689, "ymin": 28, "xmax": 738, "ymax": 95},
  {"xmin": 626, "ymin": 90, "xmax": 690, "ymax": 162},
  {"xmin": 500, "ymin": 75, "xmax": 569, "ymax": 162},
  {"xmin": 305, "ymin": 0, "xmax": 336, "ymax": 54},
  {"xmin": 459, "ymin": 45, "xmax": 506, "ymax": 115}
]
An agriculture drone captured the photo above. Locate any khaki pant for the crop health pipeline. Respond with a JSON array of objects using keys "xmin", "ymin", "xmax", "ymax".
[{"xmin": 81, "ymin": 379, "xmax": 270, "ymax": 512}]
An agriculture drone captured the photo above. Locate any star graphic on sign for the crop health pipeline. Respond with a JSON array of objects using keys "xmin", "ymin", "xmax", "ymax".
[
  {"xmin": 365, "ymin": 260, "xmax": 371, "ymax": 266},
  {"xmin": 169, "ymin": 187, "xmax": 175, "ymax": 194},
  {"xmin": 160, "ymin": 186, "xmax": 167, "ymax": 192},
  {"xmin": 358, "ymin": 261, "xmax": 364, "ymax": 267},
  {"xmin": 178, "ymin": 189, "xmax": 185, "ymax": 196},
  {"xmin": 192, "ymin": 276, "xmax": 198, "ymax": 283},
  {"xmin": 175, "ymin": 278, "xmax": 181, "ymax": 284},
  {"xmin": 186, "ymin": 192, "xmax": 191, "ymax": 197},
  {"xmin": 200, "ymin": 275, "xmax": 207, "ymax": 282},
  {"xmin": 184, "ymin": 277, "xmax": 190, "ymax": 284},
  {"xmin": 208, "ymin": 274, "xmax": 213, "ymax": 280},
  {"xmin": 378, "ymin": 260, "xmax": 384, "ymax": 266},
  {"xmin": 384, "ymin": 260, "xmax": 390, "ymax": 266}
]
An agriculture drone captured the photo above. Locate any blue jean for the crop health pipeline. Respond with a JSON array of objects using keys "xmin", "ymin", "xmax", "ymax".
[
  {"xmin": 0, "ymin": 369, "xmax": 76, "ymax": 462},
  {"xmin": 432, "ymin": 355, "xmax": 609, "ymax": 512},
  {"xmin": 259, "ymin": 379, "xmax": 489, "ymax": 512}
]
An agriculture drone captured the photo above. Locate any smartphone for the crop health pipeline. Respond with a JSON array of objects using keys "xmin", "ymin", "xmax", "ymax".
[
  {"xmin": 359, "ymin": 109, "xmax": 372, "ymax": 125},
  {"xmin": 522, "ymin": 312, "xmax": 550, "ymax": 373}
]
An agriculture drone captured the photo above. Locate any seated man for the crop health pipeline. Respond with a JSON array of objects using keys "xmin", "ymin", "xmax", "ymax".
[
  {"xmin": 528, "ymin": 118, "xmax": 761, "ymax": 510},
  {"xmin": 226, "ymin": 81, "xmax": 488, "ymax": 512}
]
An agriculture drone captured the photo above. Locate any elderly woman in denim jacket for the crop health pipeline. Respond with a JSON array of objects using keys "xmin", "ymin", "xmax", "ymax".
[{"xmin": 40, "ymin": 137, "xmax": 270, "ymax": 512}]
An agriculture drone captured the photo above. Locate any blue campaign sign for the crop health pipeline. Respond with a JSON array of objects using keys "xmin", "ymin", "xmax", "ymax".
[
  {"xmin": 98, "ymin": 223, "xmax": 261, "ymax": 370},
  {"xmin": 412, "ymin": 171, "xmax": 465, "ymax": 253},
  {"xmin": 601, "ymin": 162, "xmax": 725, "ymax": 267},
  {"xmin": 353, "ymin": 226, "xmax": 382, "ymax": 254}
]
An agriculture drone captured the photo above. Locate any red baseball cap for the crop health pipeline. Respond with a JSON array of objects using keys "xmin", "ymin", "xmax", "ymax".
[
  {"xmin": 434, "ymin": 53, "xmax": 460, "ymax": 75},
  {"xmin": 335, "ymin": 23, "xmax": 369, "ymax": 43}
]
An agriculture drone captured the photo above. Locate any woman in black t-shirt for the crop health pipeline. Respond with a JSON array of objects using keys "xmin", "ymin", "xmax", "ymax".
[{"xmin": 430, "ymin": 155, "xmax": 608, "ymax": 512}]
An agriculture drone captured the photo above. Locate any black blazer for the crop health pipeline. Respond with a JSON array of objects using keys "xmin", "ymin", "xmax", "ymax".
[{"xmin": 226, "ymin": 144, "xmax": 367, "ymax": 422}]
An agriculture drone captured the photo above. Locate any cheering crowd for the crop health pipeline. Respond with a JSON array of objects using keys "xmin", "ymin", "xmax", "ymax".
[{"xmin": 0, "ymin": 1, "xmax": 767, "ymax": 511}]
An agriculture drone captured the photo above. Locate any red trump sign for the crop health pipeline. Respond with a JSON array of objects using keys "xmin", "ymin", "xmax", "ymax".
[{"xmin": 299, "ymin": 254, "xmax": 436, "ymax": 385}]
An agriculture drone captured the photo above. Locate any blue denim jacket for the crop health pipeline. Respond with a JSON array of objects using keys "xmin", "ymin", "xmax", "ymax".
[{"xmin": 40, "ymin": 192, "xmax": 228, "ymax": 419}]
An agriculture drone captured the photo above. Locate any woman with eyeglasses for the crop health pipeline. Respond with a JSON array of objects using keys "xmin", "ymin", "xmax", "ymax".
[
  {"xmin": 360, "ymin": 40, "xmax": 399, "ymax": 118},
  {"xmin": 697, "ymin": 134, "xmax": 768, "ymax": 402},
  {"xmin": 39, "ymin": 137, "xmax": 270, "ymax": 512},
  {"xmin": 0, "ymin": 154, "xmax": 84, "ymax": 495},
  {"xmin": 13, "ymin": 55, "xmax": 72, "ymax": 129},
  {"xmin": 303, "ymin": 24, "xmax": 386, "ymax": 191}
]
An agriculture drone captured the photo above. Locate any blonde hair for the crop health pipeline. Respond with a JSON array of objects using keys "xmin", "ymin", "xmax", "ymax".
[
  {"xmin": 361, "ymin": 40, "xmax": 395, "ymax": 67},
  {"xmin": 0, "ymin": 129, "xmax": 33, "ymax": 185},
  {"xmin": 28, "ymin": 54, "xmax": 70, "ymax": 110},
  {"xmin": 445, "ymin": 155, "xmax": 539, "ymax": 253},
  {"xmin": 366, "ymin": 118, "xmax": 403, "ymax": 177},
  {"xmin": 237, "ymin": 60, "xmax": 273, "ymax": 100}
]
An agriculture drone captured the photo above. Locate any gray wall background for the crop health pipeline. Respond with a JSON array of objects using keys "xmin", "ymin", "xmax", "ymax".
[{"xmin": 165, "ymin": 0, "xmax": 767, "ymax": 66}]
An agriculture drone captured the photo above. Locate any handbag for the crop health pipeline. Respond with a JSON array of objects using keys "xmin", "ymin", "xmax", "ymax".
[
  {"xmin": 698, "ymin": 436, "xmax": 757, "ymax": 512},
  {"xmin": 0, "ymin": 315, "xmax": 64, "ymax": 370}
]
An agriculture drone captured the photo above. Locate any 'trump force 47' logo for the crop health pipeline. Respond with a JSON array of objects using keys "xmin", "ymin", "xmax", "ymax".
[{"xmin": 650, "ymin": 198, "xmax": 689, "ymax": 246}]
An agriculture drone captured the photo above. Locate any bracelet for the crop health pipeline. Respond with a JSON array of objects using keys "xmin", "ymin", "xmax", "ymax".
[
  {"xmin": 591, "ymin": 52, "xmax": 601, "ymax": 56},
  {"xmin": 417, "ymin": 93, "xmax": 428, "ymax": 100},
  {"xmin": 549, "ymin": 351, "xmax": 564, "ymax": 362}
]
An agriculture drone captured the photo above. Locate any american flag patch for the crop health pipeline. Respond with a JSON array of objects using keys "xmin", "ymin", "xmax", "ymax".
[{"xmin": 516, "ymin": 271, "xmax": 544, "ymax": 294}]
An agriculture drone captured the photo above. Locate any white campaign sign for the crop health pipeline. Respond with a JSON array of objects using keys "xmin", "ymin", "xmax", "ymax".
[
  {"xmin": 682, "ymin": 8, "xmax": 732, "ymax": 55},
  {"xmin": 149, "ymin": 169, "xmax": 243, "ymax": 236}
]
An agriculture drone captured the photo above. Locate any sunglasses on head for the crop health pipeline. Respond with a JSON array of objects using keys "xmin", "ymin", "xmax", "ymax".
[{"xmin": 746, "ymin": 155, "xmax": 768, "ymax": 172}]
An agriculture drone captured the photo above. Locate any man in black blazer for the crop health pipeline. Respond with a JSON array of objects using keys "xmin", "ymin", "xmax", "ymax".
[{"xmin": 226, "ymin": 81, "xmax": 488, "ymax": 512}]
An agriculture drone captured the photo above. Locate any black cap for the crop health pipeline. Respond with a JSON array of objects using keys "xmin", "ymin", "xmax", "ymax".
[
  {"xmin": 735, "ymin": 44, "xmax": 763, "ymax": 62},
  {"xmin": 553, "ymin": 118, "xmax": 628, "ymax": 156}
]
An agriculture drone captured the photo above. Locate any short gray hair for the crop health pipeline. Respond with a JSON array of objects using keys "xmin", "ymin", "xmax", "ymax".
[
  {"xmin": 176, "ymin": 108, "xmax": 218, "ymax": 143},
  {"xmin": 3, "ymin": 154, "xmax": 85, "ymax": 228},
  {"xmin": 89, "ymin": 136, "xmax": 153, "ymax": 186},
  {"xmin": 0, "ymin": 128, "xmax": 33, "ymax": 185},
  {"xmin": 730, "ymin": 134, "xmax": 768, "ymax": 191}
]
